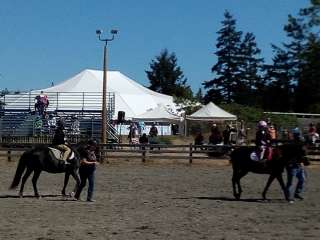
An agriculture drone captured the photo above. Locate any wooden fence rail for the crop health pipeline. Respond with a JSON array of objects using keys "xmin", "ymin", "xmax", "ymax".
[{"xmin": 1, "ymin": 143, "xmax": 320, "ymax": 163}]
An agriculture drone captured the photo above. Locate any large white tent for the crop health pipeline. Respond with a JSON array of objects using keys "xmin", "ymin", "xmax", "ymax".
[
  {"xmin": 132, "ymin": 104, "xmax": 181, "ymax": 123},
  {"xmin": 4, "ymin": 69, "xmax": 177, "ymax": 119},
  {"xmin": 187, "ymin": 102, "xmax": 237, "ymax": 121}
]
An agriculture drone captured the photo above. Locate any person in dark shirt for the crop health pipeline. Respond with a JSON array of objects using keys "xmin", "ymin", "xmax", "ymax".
[
  {"xmin": 139, "ymin": 133, "xmax": 149, "ymax": 145},
  {"xmin": 52, "ymin": 120, "xmax": 71, "ymax": 163},
  {"xmin": 149, "ymin": 123, "xmax": 158, "ymax": 137},
  {"xmin": 75, "ymin": 140, "xmax": 99, "ymax": 202},
  {"xmin": 222, "ymin": 125, "xmax": 231, "ymax": 145},
  {"xmin": 194, "ymin": 132, "xmax": 204, "ymax": 150},
  {"xmin": 286, "ymin": 144, "xmax": 310, "ymax": 203},
  {"xmin": 209, "ymin": 124, "xmax": 222, "ymax": 145}
]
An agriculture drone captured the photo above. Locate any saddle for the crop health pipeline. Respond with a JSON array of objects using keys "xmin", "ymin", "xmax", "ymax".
[
  {"xmin": 250, "ymin": 147, "xmax": 273, "ymax": 162},
  {"xmin": 48, "ymin": 147, "xmax": 75, "ymax": 161}
]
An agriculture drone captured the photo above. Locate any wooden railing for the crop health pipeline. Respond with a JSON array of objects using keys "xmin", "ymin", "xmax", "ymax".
[
  {"xmin": 1, "ymin": 143, "xmax": 320, "ymax": 163},
  {"xmin": 0, "ymin": 143, "xmax": 230, "ymax": 163}
]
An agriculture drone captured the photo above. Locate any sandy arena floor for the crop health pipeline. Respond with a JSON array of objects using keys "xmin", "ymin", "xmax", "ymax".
[{"xmin": 0, "ymin": 158, "xmax": 320, "ymax": 240}]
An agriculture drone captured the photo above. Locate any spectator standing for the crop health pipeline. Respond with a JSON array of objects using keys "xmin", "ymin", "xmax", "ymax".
[
  {"xmin": 222, "ymin": 125, "xmax": 231, "ymax": 145},
  {"xmin": 194, "ymin": 132, "xmax": 204, "ymax": 150},
  {"xmin": 149, "ymin": 123, "xmax": 159, "ymax": 149},
  {"xmin": 268, "ymin": 125, "xmax": 277, "ymax": 144},
  {"xmin": 34, "ymin": 91, "xmax": 49, "ymax": 117},
  {"xmin": 149, "ymin": 123, "xmax": 158, "ymax": 137},
  {"xmin": 128, "ymin": 123, "xmax": 137, "ymax": 143},
  {"xmin": 292, "ymin": 126, "xmax": 303, "ymax": 142},
  {"xmin": 308, "ymin": 123, "xmax": 319, "ymax": 144},
  {"xmin": 209, "ymin": 124, "xmax": 222, "ymax": 145},
  {"xmin": 139, "ymin": 133, "xmax": 149, "ymax": 144}
]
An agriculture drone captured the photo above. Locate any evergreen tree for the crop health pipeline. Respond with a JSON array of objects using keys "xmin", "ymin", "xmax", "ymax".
[
  {"xmin": 195, "ymin": 88, "xmax": 204, "ymax": 103},
  {"xmin": 146, "ymin": 49, "xmax": 193, "ymax": 100},
  {"xmin": 282, "ymin": 1, "xmax": 320, "ymax": 112},
  {"xmin": 235, "ymin": 32, "xmax": 264, "ymax": 105},
  {"xmin": 295, "ymin": 37, "xmax": 320, "ymax": 112},
  {"xmin": 263, "ymin": 47, "xmax": 295, "ymax": 111},
  {"xmin": 203, "ymin": 10, "xmax": 243, "ymax": 103}
]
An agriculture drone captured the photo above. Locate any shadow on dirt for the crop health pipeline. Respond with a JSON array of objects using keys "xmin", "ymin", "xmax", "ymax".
[
  {"xmin": 0, "ymin": 194, "xmax": 70, "ymax": 199},
  {"xmin": 173, "ymin": 196, "xmax": 286, "ymax": 203}
]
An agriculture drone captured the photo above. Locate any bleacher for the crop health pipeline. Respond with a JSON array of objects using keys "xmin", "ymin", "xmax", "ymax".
[{"xmin": 0, "ymin": 91, "xmax": 119, "ymax": 143}]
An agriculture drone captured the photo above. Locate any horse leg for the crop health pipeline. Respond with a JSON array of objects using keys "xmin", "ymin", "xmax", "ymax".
[
  {"xmin": 61, "ymin": 172, "xmax": 70, "ymax": 196},
  {"xmin": 232, "ymin": 170, "xmax": 247, "ymax": 200},
  {"xmin": 276, "ymin": 174, "xmax": 288, "ymax": 201},
  {"xmin": 262, "ymin": 175, "xmax": 276, "ymax": 200},
  {"xmin": 19, "ymin": 168, "xmax": 33, "ymax": 197},
  {"xmin": 232, "ymin": 171, "xmax": 240, "ymax": 199},
  {"xmin": 31, "ymin": 170, "xmax": 42, "ymax": 198},
  {"xmin": 70, "ymin": 170, "xmax": 81, "ymax": 196}
]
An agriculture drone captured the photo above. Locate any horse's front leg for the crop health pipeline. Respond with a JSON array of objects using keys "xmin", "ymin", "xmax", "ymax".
[
  {"xmin": 262, "ymin": 175, "xmax": 276, "ymax": 200},
  {"xmin": 32, "ymin": 170, "xmax": 42, "ymax": 198},
  {"xmin": 232, "ymin": 170, "xmax": 247, "ymax": 200},
  {"xmin": 61, "ymin": 172, "xmax": 70, "ymax": 196},
  {"xmin": 232, "ymin": 172, "xmax": 240, "ymax": 200}
]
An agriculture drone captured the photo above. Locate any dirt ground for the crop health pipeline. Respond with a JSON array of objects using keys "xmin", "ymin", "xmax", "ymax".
[{"xmin": 0, "ymin": 158, "xmax": 320, "ymax": 240}]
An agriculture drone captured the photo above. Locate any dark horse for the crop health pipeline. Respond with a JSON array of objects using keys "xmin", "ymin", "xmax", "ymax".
[
  {"xmin": 9, "ymin": 145, "xmax": 81, "ymax": 198},
  {"xmin": 231, "ymin": 143, "xmax": 309, "ymax": 201}
]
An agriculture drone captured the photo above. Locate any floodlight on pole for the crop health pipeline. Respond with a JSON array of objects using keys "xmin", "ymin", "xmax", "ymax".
[{"xmin": 96, "ymin": 29, "xmax": 118, "ymax": 146}]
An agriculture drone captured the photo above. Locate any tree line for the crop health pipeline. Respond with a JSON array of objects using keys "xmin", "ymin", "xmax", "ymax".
[{"xmin": 145, "ymin": 0, "xmax": 320, "ymax": 113}]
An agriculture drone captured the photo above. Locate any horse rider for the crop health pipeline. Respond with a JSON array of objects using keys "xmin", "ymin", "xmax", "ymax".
[
  {"xmin": 52, "ymin": 120, "xmax": 71, "ymax": 163},
  {"xmin": 255, "ymin": 120, "xmax": 272, "ymax": 160}
]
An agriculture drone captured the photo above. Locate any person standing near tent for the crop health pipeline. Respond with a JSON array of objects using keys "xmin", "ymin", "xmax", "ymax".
[
  {"xmin": 128, "ymin": 123, "xmax": 138, "ymax": 143},
  {"xmin": 149, "ymin": 123, "xmax": 158, "ymax": 138},
  {"xmin": 209, "ymin": 124, "xmax": 222, "ymax": 145},
  {"xmin": 149, "ymin": 123, "xmax": 159, "ymax": 148},
  {"xmin": 222, "ymin": 125, "xmax": 231, "ymax": 145}
]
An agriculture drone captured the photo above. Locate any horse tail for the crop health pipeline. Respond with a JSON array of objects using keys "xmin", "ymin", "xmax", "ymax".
[{"xmin": 9, "ymin": 151, "xmax": 28, "ymax": 189}]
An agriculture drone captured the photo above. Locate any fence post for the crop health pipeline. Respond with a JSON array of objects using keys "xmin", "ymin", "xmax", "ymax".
[
  {"xmin": 142, "ymin": 145, "xmax": 146, "ymax": 163},
  {"xmin": 7, "ymin": 150, "xmax": 11, "ymax": 162},
  {"xmin": 189, "ymin": 143, "xmax": 193, "ymax": 164},
  {"xmin": 99, "ymin": 144, "xmax": 104, "ymax": 164}
]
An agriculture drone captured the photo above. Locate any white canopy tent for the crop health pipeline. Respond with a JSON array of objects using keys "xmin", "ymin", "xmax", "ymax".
[
  {"xmin": 187, "ymin": 102, "xmax": 237, "ymax": 121},
  {"xmin": 133, "ymin": 104, "xmax": 181, "ymax": 123},
  {"xmin": 4, "ymin": 69, "xmax": 177, "ymax": 119}
]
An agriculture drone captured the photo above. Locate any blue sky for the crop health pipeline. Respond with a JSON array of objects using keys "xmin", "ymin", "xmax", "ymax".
[{"xmin": 0, "ymin": 0, "xmax": 310, "ymax": 92}]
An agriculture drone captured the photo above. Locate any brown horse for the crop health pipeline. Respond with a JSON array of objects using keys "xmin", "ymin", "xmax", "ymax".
[{"xmin": 230, "ymin": 143, "xmax": 309, "ymax": 201}]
